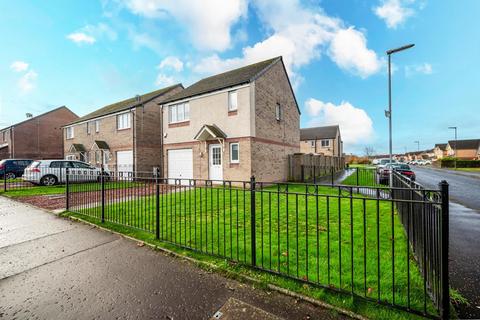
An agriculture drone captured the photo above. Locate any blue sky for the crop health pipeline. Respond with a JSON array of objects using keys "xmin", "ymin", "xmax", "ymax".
[{"xmin": 1, "ymin": 0, "xmax": 478, "ymax": 154}]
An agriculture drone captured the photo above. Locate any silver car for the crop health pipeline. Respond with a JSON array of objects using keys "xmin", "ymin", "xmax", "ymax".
[{"xmin": 23, "ymin": 160, "xmax": 109, "ymax": 186}]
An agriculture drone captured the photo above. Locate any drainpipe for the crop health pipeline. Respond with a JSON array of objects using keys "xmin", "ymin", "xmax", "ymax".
[
  {"xmin": 132, "ymin": 108, "xmax": 136, "ymax": 173},
  {"xmin": 160, "ymin": 105, "xmax": 164, "ymax": 178}
]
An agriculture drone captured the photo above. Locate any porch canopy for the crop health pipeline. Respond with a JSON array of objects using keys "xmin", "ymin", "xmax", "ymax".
[
  {"xmin": 68, "ymin": 143, "xmax": 86, "ymax": 153},
  {"xmin": 194, "ymin": 124, "xmax": 227, "ymax": 141},
  {"xmin": 92, "ymin": 140, "xmax": 110, "ymax": 150}
]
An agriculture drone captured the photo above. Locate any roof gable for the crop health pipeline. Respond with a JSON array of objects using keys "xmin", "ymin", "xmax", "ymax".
[
  {"xmin": 448, "ymin": 139, "xmax": 480, "ymax": 150},
  {"xmin": 163, "ymin": 57, "xmax": 280, "ymax": 104},
  {"xmin": 68, "ymin": 84, "xmax": 183, "ymax": 126},
  {"xmin": 0, "ymin": 106, "xmax": 77, "ymax": 131},
  {"xmin": 300, "ymin": 125, "xmax": 340, "ymax": 140}
]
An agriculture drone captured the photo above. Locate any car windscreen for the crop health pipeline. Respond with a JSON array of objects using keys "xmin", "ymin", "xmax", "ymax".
[
  {"xmin": 399, "ymin": 164, "xmax": 411, "ymax": 170},
  {"xmin": 29, "ymin": 161, "xmax": 41, "ymax": 168},
  {"xmin": 0, "ymin": 160, "xmax": 5, "ymax": 166}
]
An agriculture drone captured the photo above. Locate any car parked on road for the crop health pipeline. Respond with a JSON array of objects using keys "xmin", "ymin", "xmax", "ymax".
[
  {"xmin": 0, "ymin": 159, "xmax": 33, "ymax": 179},
  {"xmin": 378, "ymin": 163, "xmax": 416, "ymax": 184},
  {"xmin": 22, "ymin": 160, "xmax": 109, "ymax": 186}
]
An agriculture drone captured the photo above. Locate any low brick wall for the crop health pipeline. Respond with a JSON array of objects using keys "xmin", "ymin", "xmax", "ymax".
[{"xmin": 288, "ymin": 153, "xmax": 345, "ymax": 182}]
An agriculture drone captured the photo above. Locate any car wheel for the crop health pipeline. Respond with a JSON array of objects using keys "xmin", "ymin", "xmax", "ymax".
[
  {"xmin": 40, "ymin": 175, "xmax": 58, "ymax": 186},
  {"xmin": 5, "ymin": 172, "xmax": 16, "ymax": 180}
]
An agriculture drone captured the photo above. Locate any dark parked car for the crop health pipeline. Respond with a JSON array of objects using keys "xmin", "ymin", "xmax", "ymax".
[
  {"xmin": 378, "ymin": 163, "xmax": 415, "ymax": 184},
  {"xmin": 0, "ymin": 159, "xmax": 33, "ymax": 180}
]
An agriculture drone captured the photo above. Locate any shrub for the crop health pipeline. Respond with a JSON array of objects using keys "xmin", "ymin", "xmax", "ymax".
[{"xmin": 441, "ymin": 158, "xmax": 480, "ymax": 168}]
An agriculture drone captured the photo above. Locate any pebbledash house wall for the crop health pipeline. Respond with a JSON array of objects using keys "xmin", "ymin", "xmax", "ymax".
[
  {"xmin": 162, "ymin": 85, "xmax": 253, "ymax": 181},
  {"xmin": 1, "ymin": 107, "xmax": 78, "ymax": 160},
  {"xmin": 162, "ymin": 60, "xmax": 300, "ymax": 183},
  {"xmin": 252, "ymin": 60, "xmax": 300, "ymax": 182},
  {"xmin": 63, "ymin": 86, "xmax": 182, "ymax": 172}
]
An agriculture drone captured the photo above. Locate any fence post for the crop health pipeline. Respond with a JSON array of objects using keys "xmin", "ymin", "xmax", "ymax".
[
  {"xmin": 439, "ymin": 180, "xmax": 450, "ymax": 320},
  {"xmin": 250, "ymin": 176, "xmax": 256, "ymax": 267},
  {"xmin": 301, "ymin": 165, "xmax": 305, "ymax": 183},
  {"xmin": 101, "ymin": 166, "xmax": 105, "ymax": 223},
  {"xmin": 331, "ymin": 167, "xmax": 334, "ymax": 186},
  {"xmin": 356, "ymin": 167, "xmax": 359, "ymax": 185},
  {"xmin": 65, "ymin": 168, "xmax": 70, "ymax": 210},
  {"xmin": 3, "ymin": 167, "xmax": 6, "ymax": 192},
  {"xmin": 313, "ymin": 165, "xmax": 316, "ymax": 184},
  {"xmin": 155, "ymin": 167, "xmax": 160, "ymax": 240}
]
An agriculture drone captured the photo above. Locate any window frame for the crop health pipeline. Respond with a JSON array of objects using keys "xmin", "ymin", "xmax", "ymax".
[
  {"xmin": 309, "ymin": 140, "xmax": 315, "ymax": 148},
  {"xmin": 117, "ymin": 112, "xmax": 131, "ymax": 130},
  {"xmin": 275, "ymin": 103, "xmax": 282, "ymax": 121},
  {"xmin": 168, "ymin": 102, "xmax": 190, "ymax": 124},
  {"xmin": 87, "ymin": 122, "xmax": 92, "ymax": 135},
  {"xmin": 228, "ymin": 90, "xmax": 238, "ymax": 111},
  {"xmin": 95, "ymin": 120, "xmax": 100, "ymax": 132},
  {"xmin": 230, "ymin": 142, "xmax": 240, "ymax": 164},
  {"xmin": 66, "ymin": 127, "xmax": 74, "ymax": 139},
  {"xmin": 321, "ymin": 139, "xmax": 330, "ymax": 147}
]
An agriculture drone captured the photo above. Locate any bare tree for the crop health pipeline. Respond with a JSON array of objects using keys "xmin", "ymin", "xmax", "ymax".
[{"xmin": 364, "ymin": 146, "xmax": 375, "ymax": 159}]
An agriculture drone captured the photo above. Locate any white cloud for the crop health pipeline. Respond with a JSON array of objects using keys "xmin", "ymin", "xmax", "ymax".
[
  {"xmin": 305, "ymin": 98, "xmax": 374, "ymax": 145},
  {"xmin": 328, "ymin": 28, "xmax": 383, "ymax": 78},
  {"xmin": 155, "ymin": 73, "xmax": 176, "ymax": 87},
  {"xmin": 18, "ymin": 70, "xmax": 38, "ymax": 93},
  {"xmin": 373, "ymin": 0, "xmax": 415, "ymax": 29},
  {"xmin": 10, "ymin": 61, "xmax": 29, "ymax": 72},
  {"xmin": 405, "ymin": 62, "xmax": 433, "ymax": 77},
  {"xmin": 158, "ymin": 56, "xmax": 184, "ymax": 72},
  {"xmin": 123, "ymin": 0, "xmax": 248, "ymax": 51},
  {"xmin": 67, "ymin": 32, "xmax": 96, "ymax": 44},
  {"xmin": 192, "ymin": 0, "xmax": 381, "ymax": 84}
]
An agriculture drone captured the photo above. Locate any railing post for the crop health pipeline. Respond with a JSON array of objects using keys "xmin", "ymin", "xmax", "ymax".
[
  {"xmin": 331, "ymin": 167, "xmax": 334, "ymax": 186},
  {"xmin": 250, "ymin": 175, "xmax": 256, "ymax": 267},
  {"xmin": 155, "ymin": 167, "xmax": 160, "ymax": 240},
  {"xmin": 65, "ymin": 168, "xmax": 70, "ymax": 210},
  {"xmin": 301, "ymin": 165, "xmax": 305, "ymax": 182},
  {"xmin": 101, "ymin": 166, "xmax": 105, "ymax": 223},
  {"xmin": 439, "ymin": 180, "xmax": 450, "ymax": 320},
  {"xmin": 3, "ymin": 167, "xmax": 6, "ymax": 192},
  {"xmin": 313, "ymin": 165, "xmax": 316, "ymax": 184},
  {"xmin": 356, "ymin": 167, "xmax": 359, "ymax": 185}
]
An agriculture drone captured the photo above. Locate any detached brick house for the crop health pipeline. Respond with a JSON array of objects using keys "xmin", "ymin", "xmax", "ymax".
[
  {"xmin": 446, "ymin": 139, "xmax": 480, "ymax": 159},
  {"xmin": 160, "ymin": 57, "xmax": 300, "ymax": 182},
  {"xmin": 63, "ymin": 84, "xmax": 183, "ymax": 174},
  {"xmin": 299, "ymin": 125, "xmax": 343, "ymax": 157},
  {"xmin": 0, "ymin": 106, "xmax": 78, "ymax": 160},
  {"xmin": 433, "ymin": 143, "xmax": 448, "ymax": 159}
]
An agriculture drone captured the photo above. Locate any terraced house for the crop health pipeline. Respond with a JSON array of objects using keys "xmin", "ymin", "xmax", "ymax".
[
  {"xmin": 63, "ymin": 84, "xmax": 183, "ymax": 174},
  {"xmin": 160, "ymin": 57, "xmax": 300, "ymax": 182}
]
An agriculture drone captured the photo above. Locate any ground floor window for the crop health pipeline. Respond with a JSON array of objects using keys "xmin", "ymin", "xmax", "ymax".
[{"xmin": 230, "ymin": 143, "xmax": 239, "ymax": 163}]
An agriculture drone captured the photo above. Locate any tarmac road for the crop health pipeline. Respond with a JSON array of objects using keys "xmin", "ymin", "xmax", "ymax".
[
  {"xmin": 0, "ymin": 197, "xmax": 346, "ymax": 320},
  {"xmin": 412, "ymin": 166, "xmax": 480, "ymax": 319}
]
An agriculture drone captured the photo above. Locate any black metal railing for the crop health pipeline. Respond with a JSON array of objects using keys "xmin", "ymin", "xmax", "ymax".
[{"xmin": 64, "ymin": 169, "xmax": 449, "ymax": 319}]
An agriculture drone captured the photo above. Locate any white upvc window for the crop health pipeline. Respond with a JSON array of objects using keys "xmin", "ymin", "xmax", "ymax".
[
  {"xmin": 168, "ymin": 102, "xmax": 190, "ymax": 123},
  {"xmin": 117, "ymin": 112, "xmax": 131, "ymax": 130},
  {"xmin": 230, "ymin": 143, "xmax": 239, "ymax": 163},
  {"xmin": 228, "ymin": 90, "xmax": 238, "ymax": 111},
  {"xmin": 66, "ymin": 127, "xmax": 74, "ymax": 139},
  {"xmin": 309, "ymin": 140, "xmax": 315, "ymax": 148},
  {"xmin": 321, "ymin": 139, "xmax": 330, "ymax": 147},
  {"xmin": 275, "ymin": 103, "xmax": 282, "ymax": 121},
  {"xmin": 87, "ymin": 121, "xmax": 93, "ymax": 134},
  {"xmin": 95, "ymin": 120, "xmax": 100, "ymax": 132}
]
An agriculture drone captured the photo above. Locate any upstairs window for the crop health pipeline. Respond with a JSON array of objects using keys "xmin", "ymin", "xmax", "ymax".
[
  {"xmin": 95, "ymin": 120, "xmax": 100, "ymax": 132},
  {"xmin": 168, "ymin": 102, "xmax": 190, "ymax": 123},
  {"xmin": 87, "ymin": 122, "xmax": 92, "ymax": 134},
  {"xmin": 275, "ymin": 103, "xmax": 282, "ymax": 121},
  {"xmin": 66, "ymin": 127, "xmax": 74, "ymax": 139},
  {"xmin": 117, "ymin": 112, "xmax": 131, "ymax": 130},
  {"xmin": 309, "ymin": 140, "xmax": 315, "ymax": 148},
  {"xmin": 228, "ymin": 90, "xmax": 238, "ymax": 111},
  {"xmin": 321, "ymin": 139, "xmax": 330, "ymax": 147}
]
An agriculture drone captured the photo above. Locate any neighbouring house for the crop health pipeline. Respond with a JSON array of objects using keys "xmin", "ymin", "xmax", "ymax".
[
  {"xmin": 0, "ymin": 106, "xmax": 78, "ymax": 160},
  {"xmin": 446, "ymin": 139, "xmax": 480, "ymax": 159},
  {"xmin": 160, "ymin": 57, "xmax": 300, "ymax": 182},
  {"xmin": 433, "ymin": 143, "xmax": 448, "ymax": 159},
  {"xmin": 63, "ymin": 84, "xmax": 184, "ymax": 174},
  {"xmin": 299, "ymin": 125, "xmax": 343, "ymax": 157}
]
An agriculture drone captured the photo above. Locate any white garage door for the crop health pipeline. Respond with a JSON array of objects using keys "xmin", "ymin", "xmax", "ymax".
[
  {"xmin": 168, "ymin": 149, "xmax": 193, "ymax": 184},
  {"xmin": 117, "ymin": 150, "xmax": 133, "ymax": 176}
]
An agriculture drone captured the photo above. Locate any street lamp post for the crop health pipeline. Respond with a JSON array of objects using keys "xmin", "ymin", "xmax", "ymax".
[
  {"xmin": 414, "ymin": 140, "xmax": 420, "ymax": 152},
  {"xmin": 448, "ymin": 126, "xmax": 457, "ymax": 169},
  {"xmin": 386, "ymin": 43, "xmax": 415, "ymax": 186}
]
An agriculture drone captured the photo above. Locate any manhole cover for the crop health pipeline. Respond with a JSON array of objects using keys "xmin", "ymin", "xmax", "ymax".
[{"xmin": 210, "ymin": 298, "xmax": 283, "ymax": 320}]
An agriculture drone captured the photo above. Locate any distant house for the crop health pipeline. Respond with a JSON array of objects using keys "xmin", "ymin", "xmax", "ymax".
[
  {"xmin": 299, "ymin": 125, "xmax": 343, "ymax": 157},
  {"xmin": 433, "ymin": 143, "xmax": 448, "ymax": 159},
  {"xmin": 446, "ymin": 139, "xmax": 480, "ymax": 159},
  {"xmin": 160, "ymin": 57, "xmax": 300, "ymax": 182},
  {"xmin": 63, "ymin": 84, "xmax": 183, "ymax": 174},
  {"xmin": 0, "ymin": 106, "xmax": 78, "ymax": 160}
]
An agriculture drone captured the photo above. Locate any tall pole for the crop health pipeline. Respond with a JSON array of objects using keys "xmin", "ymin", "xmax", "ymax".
[
  {"xmin": 388, "ymin": 54, "xmax": 393, "ymax": 186},
  {"xmin": 449, "ymin": 126, "xmax": 457, "ymax": 169}
]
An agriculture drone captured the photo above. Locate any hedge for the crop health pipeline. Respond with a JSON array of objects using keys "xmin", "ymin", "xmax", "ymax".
[{"xmin": 441, "ymin": 158, "xmax": 480, "ymax": 168}]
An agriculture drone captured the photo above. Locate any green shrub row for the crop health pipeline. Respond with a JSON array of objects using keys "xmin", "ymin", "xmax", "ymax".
[{"xmin": 441, "ymin": 158, "xmax": 480, "ymax": 168}]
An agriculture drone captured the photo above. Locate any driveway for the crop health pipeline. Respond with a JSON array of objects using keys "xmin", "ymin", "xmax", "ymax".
[
  {"xmin": 412, "ymin": 166, "xmax": 480, "ymax": 319},
  {"xmin": 0, "ymin": 197, "xmax": 346, "ymax": 320}
]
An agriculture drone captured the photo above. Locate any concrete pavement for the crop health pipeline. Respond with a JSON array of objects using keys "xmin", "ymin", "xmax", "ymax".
[
  {"xmin": 0, "ymin": 197, "xmax": 346, "ymax": 320},
  {"xmin": 412, "ymin": 166, "xmax": 480, "ymax": 319}
]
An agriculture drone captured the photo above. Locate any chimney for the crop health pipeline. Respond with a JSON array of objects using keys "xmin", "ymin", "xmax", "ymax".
[{"xmin": 26, "ymin": 113, "xmax": 33, "ymax": 118}]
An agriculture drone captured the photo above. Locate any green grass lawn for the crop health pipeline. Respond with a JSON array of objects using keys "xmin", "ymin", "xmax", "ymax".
[
  {"xmin": 341, "ymin": 168, "xmax": 386, "ymax": 188},
  {"xmin": 0, "ymin": 181, "xmax": 143, "ymax": 197},
  {"xmin": 70, "ymin": 183, "xmax": 435, "ymax": 318},
  {"xmin": 454, "ymin": 167, "xmax": 480, "ymax": 172}
]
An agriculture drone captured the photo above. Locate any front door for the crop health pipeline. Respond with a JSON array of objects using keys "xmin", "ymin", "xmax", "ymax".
[{"xmin": 209, "ymin": 144, "xmax": 223, "ymax": 181}]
